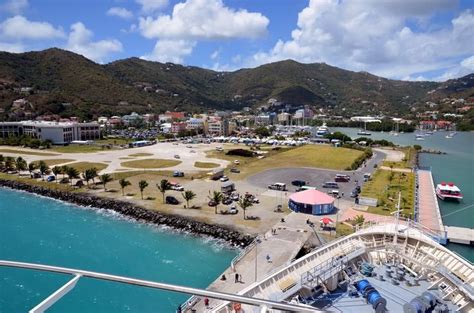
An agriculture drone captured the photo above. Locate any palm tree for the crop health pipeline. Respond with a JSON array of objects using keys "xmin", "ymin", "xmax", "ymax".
[
  {"xmin": 66, "ymin": 167, "xmax": 80, "ymax": 186},
  {"xmin": 156, "ymin": 179, "xmax": 171, "ymax": 203},
  {"xmin": 5, "ymin": 156, "xmax": 15, "ymax": 171},
  {"xmin": 119, "ymin": 178, "xmax": 131, "ymax": 196},
  {"xmin": 238, "ymin": 196, "xmax": 253, "ymax": 220},
  {"xmin": 82, "ymin": 168, "xmax": 97, "ymax": 188},
  {"xmin": 52, "ymin": 166, "xmax": 62, "ymax": 182},
  {"xmin": 38, "ymin": 161, "xmax": 49, "ymax": 180},
  {"xmin": 138, "ymin": 180, "xmax": 149, "ymax": 200},
  {"xmin": 28, "ymin": 162, "xmax": 37, "ymax": 177},
  {"xmin": 61, "ymin": 165, "xmax": 69, "ymax": 180},
  {"xmin": 208, "ymin": 190, "xmax": 224, "ymax": 214},
  {"xmin": 15, "ymin": 157, "xmax": 27, "ymax": 175},
  {"xmin": 182, "ymin": 190, "xmax": 196, "ymax": 208},
  {"xmin": 89, "ymin": 167, "xmax": 98, "ymax": 186},
  {"xmin": 99, "ymin": 173, "xmax": 113, "ymax": 191},
  {"xmin": 0, "ymin": 154, "xmax": 4, "ymax": 170},
  {"xmin": 354, "ymin": 214, "xmax": 365, "ymax": 226}
]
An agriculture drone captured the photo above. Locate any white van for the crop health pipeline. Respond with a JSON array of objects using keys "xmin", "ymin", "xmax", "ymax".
[{"xmin": 268, "ymin": 182, "xmax": 287, "ymax": 191}]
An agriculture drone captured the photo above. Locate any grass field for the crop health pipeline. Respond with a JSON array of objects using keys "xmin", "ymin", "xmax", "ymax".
[
  {"xmin": 0, "ymin": 148, "xmax": 58, "ymax": 156},
  {"xmin": 96, "ymin": 138, "xmax": 131, "ymax": 145},
  {"xmin": 209, "ymin": 145, "xmax": 363, "ymax": 178},
  {"xmin": 65, "ymin": 162, "xmax": 108, "ymax": 172},
  {"xmin": 128, "ymin": 153, "xmax": 153, "ymax": 157},
  {"xmin": 51, "ymin": 145, "xmax": 116, "ymax": 153},
  {"xmin": 34, "ymin": 159, "xmax": 75, "ymax": 166},
  {"xmin": 194, "ymin": 161, "xmax": 220, "ymax": 168},
  {"xmin": 121, "ymin": 159, "xmax": 181, "ymax": 169},
  {"xmin": 361, "ymin": 169, "xmax": 415, "ymax": 217}
]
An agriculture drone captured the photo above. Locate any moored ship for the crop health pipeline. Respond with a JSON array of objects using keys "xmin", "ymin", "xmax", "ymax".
[{"xmin": 436, "ymin": 182, "xmax": 463, "ymax": 201}]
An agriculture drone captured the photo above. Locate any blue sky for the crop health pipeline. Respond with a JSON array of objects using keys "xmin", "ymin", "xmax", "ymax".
[{"xmin": 0, "ymin": 0, "xmax": 473, "ymax": 81}]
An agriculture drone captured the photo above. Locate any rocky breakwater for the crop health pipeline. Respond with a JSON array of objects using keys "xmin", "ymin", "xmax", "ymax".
[{"xmin": 0, "ymin": 179, "xmax": 254, "ymax": 247}]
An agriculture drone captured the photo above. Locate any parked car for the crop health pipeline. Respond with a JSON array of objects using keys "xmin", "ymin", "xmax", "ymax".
[
  {"xmin": 30, "ymin": 172, "xmax": 41, "ymax": 179},
  {"xmin": 174, "ymin": 155, "xmax": 180, "ymax": 159},
  {"xmin": 220, "ymin": 176, "xmax": 229, "ymax": 182},
  {"xmin": 222, "ymin": 197, "xmax": 232, "ymax": 205},
  {"xmin": 208, "ymin": 200, "xmax": 217, "ymax": 207},
  {"xmin": 334, "ymin": 174, "xmax": 350, "ymax": 182},
  {"xmin": 231, "ymin": 193, "xmax": 239, "ymax": 201},
  {"xmin": 190, "ymin": 150, "xmax": 196, "ymax": 153},
  {"xmin": 327, "ymin": 190, "xmax": 341, "ymax": 198},
  {"xmin": 230, "ymin": 168, "xmax": 240, "ymax": 173},
  {"xmin": 171, "ymin": 184, "xmax": 184, "ymax": 191},
  {"xmin": 354, "ymin": 185, "xmax": 361, "ymax": 193},
  {"xmin": 252, "ymin": 198, "xmax": 260, "ymax": 204},
  {"xmin": 234, "ymin": 160, "xmax": 240, "ymax": 165},
  {"xmin": 322, "ymin": 182, "xmax": 339, "ymax": 189},
  {"xmin": 46, "ymin": 175, "xmax": 56, "ymax": 182},
  {"xmin": 291, "ymin": 180, "xmax": 307, "ymax": 187},
  {"xmin": 268, "ymin": 183, "xmax": 287, "ymax": 191},
  {"xmin": 350, "ymin": 189, "xmax": 359, "ymax": 198},
  {"xmin": 166, "ymin": 196, "xmax": 179, "ymax": 205},
  {"xmin": 186, "ymin": 145, "xmax": 193, "ymax": 148},
  {"xmin": 173, "ymin": 171, "xmax": 184, "ymax": 177}
]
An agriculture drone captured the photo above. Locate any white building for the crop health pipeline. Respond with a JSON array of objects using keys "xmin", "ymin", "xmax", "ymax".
[
  {"xmin": 186, "ymin": 118, "xmax": 204, "ymax": 131},
  {"xmin": 0, "ymin": 121, "xmax": 100, "ymax": 144}
]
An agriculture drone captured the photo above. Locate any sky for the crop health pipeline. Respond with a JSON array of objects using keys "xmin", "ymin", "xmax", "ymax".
[{"xmin": 0, "ymin": 0, "xmax": 473, "ymax": 81}]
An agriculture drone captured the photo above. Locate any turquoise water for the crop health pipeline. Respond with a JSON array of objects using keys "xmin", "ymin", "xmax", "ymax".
[
  {"xmin": 0, "ymin": 189, "xmax": 237, "ymax": 312},
  {"xmin": 333, "ymin": 128, "xmax": 474, "ymax": 261}
]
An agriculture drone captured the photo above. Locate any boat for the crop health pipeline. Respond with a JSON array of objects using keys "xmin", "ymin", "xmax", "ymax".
[
  {"xmin": 208, "ymin": 221, "xmax": 474, "ymax": 313},
  {"xmin": 357, "ymin": 121, "xmax": 371, "ymax": 136},
  {"xmin": 416, "ymin": 134, "xmax": 425, "ymax": 141},
  {"xmin": 436, "ymin": 182, "xmax": 463, "ymax": 201},
  {"xmin": 316, "ymin": 123, "xmax": 330, "ymax": 137}
]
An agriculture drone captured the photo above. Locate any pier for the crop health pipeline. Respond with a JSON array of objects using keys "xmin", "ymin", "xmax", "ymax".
[
  {"xmin": 416, "ymin": 167, "xmax": 472, "ymax": 245},
  {"xmin": 186, "ymin": 212, "xmax": 319, "ymax": 312}
]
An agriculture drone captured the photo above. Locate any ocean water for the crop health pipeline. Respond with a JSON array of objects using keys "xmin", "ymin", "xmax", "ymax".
[
  {"xmin": 0, "ymin": 189, "xmax": 237, "ymax": 312},
  {"xmin": 333, "ymin": 128, "xmax": 474, "ymax": 261}
]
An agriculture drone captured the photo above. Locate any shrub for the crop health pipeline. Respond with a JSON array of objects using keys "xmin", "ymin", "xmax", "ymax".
[{"xmin": 226, "ymin": 149, "xmax": 254, "ymax": 157}]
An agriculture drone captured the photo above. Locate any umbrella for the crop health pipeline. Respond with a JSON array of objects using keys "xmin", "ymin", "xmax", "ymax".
[{"xmin": 320, "ymin": 217, "xmax": 334, "ymax": 225}]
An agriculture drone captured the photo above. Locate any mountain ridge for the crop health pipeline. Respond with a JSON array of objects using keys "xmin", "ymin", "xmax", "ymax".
[{"xmin": 0, "ymin": 48, "xmax": 472, "ymax": 120}]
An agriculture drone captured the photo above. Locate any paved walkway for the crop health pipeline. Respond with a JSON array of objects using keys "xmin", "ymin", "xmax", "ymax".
[
  {"xmin": 379, "ymin": 166, "xmax": 412, "ymax": 173},
  {"xmin": 188, "ymin": 212, "xmax": 316, "ymax": 312},
  {"xmin": 417, "ymin": 169, "xmax": 443, "ymax": 233}
]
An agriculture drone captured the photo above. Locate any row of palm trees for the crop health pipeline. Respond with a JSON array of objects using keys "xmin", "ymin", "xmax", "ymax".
[{"xmin": 1, "ymin": 155, "xmax": 254, "ymax": 218}]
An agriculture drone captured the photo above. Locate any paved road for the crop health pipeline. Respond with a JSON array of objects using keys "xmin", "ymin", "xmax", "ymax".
[{"xmin": 247, "ymin": 150, "xmax": 386, "ymax": 202}]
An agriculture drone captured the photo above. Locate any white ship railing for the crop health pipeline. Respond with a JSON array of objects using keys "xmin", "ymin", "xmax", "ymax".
[{"xmin": 0, "ymin": 260, "xmax": 323, "ymax": 313}]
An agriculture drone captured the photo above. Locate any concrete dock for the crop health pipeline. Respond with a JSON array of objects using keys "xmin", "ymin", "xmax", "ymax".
[
  {"xmin": 186, "ymin": 212, "xmax": 319, "ymax": 312},
  {"xmin": 445, "ymin": 226, "xmax": 474, "ymax": 245},
  {"xmin": 416, "ymin": 168, "xmax": 473, "ymax": 245}
]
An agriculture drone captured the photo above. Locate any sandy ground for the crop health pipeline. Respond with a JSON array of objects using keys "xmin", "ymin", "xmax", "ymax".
[
  {"xmin": 374, "ymin": 148, "xmax": 405, "ymax": 162},
  {"xmin": 0, "ymin": 142, "xmax": 228, "ymax": 173}
]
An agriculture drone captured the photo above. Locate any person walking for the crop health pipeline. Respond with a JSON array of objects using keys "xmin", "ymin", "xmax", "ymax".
[
  {"xmin": 235, "ymin": 272, "xmax": 239, "ymax": 283},
  {"xmin": 266, "ymin": 254, "xmax": 272, "ymax": 263}
]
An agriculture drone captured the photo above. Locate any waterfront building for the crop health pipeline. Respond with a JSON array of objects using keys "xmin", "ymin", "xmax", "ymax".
[
  {"xmin": 186, "ymin": 118, "xmax": 205, "ymax": 131},
  {"xmin": 171, "ymin": 122, "xmax": 187, "ymax": 133},
  {"xmin": 0, "ymin": 121, "xmax": 100, "ymax": 144}
]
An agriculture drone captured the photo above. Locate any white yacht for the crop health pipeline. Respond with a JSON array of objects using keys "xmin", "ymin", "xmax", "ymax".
[{"xmin": 316, "ymin": 123, "xmax": 330, "ymax": 137}]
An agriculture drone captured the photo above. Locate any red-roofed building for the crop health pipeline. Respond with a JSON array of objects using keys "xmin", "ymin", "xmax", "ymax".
[
  {"xmin": 166, "ymin": 111, "xmax": 185, "ymax": 120},
  {"xmin": 171, "ymin": 122, "xmax": 187, "ymax": 133},
  {"xmin": 288, "ymin": 189, "xmax": 335, "ymax": 215}
]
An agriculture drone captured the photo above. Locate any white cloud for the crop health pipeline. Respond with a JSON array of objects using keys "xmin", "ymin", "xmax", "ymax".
[
  {"xmin": 250, "ymin": 1, "xmax": 474, "ymax": 80},
  {"xmin": 107, "ymin": 7, "xmax": 134, "ymax": 19},
  {"xmin": 66, "ymin": 22, "xmax": 122, "ymax": 63},
  {"xmin": 0, "ymin": 42, "xmax": 24, "ymax": 53},
  {"xmin": 210, "ymin": 49, "xmax": 220, "ymax": 60},
  {"xmin": 141, "ymin": 39, "xmax": 195, "ymax": 63},
  {"xmin": 460, "ymin": 55, "xmax": 474, "ymax": 70},
  {"xmin": 139, "ymin": 0, "xmax": 269, "ymax": 40},
  {"xmin": 1, "ymin": 0, "xmax": 28, "ymax": 14},
  {"xmin": 136, "ymin": 0, "xmax": 168, "ymax": 14},
  {"xmin": 435, "ymin": 55, "xmax": 474, "ymax": 81},
  {"xmin": 0, "ymin": 15, "xmax": 65, "ymax": 40}
]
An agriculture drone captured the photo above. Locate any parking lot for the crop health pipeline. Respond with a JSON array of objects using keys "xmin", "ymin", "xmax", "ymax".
[{"xmin": 247, "ymin": 150, "xmax": 385, "ymax": 201}]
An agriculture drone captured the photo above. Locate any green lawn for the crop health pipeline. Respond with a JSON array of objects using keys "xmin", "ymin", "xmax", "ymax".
[
  {"xmin": 210, "ymin": 145, "xmax": 363, "ymax": 178},
  {"xmin": 51, "ymin": 145, "xmax": 116, "ymax": 153},
  {"xmin": 194, "ymin": 161, "xmax": 220, "ymax": 168},
  {"xmin": 96, "ymin": 138, "xmax": 131, "ymax": 145},
  {"xmin": 34, "ymin": 159, "xmax": 75, "ymax": 166},
  {"xmin": 0, "ymin": 148, "xmax": 58, "ymax": 156},
  {"xmin": 361, "ymin": 169, "xmax": 415, "ymax": 217},
  {"xmin": 64, "ymin": 162, "xmax": 108, "ymax": 172},
  {"xmin": 121, "ymin": 159, "xmax": 181, "ymax": 169},
  {"xmin": 128, "ymin": 153, "xmax": 154, "ymax": 157}
]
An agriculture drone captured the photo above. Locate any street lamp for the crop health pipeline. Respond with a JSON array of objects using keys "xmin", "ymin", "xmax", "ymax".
[{"xmin": 254, "ymin": 237, "xmax": 262, "ymax": 282}]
